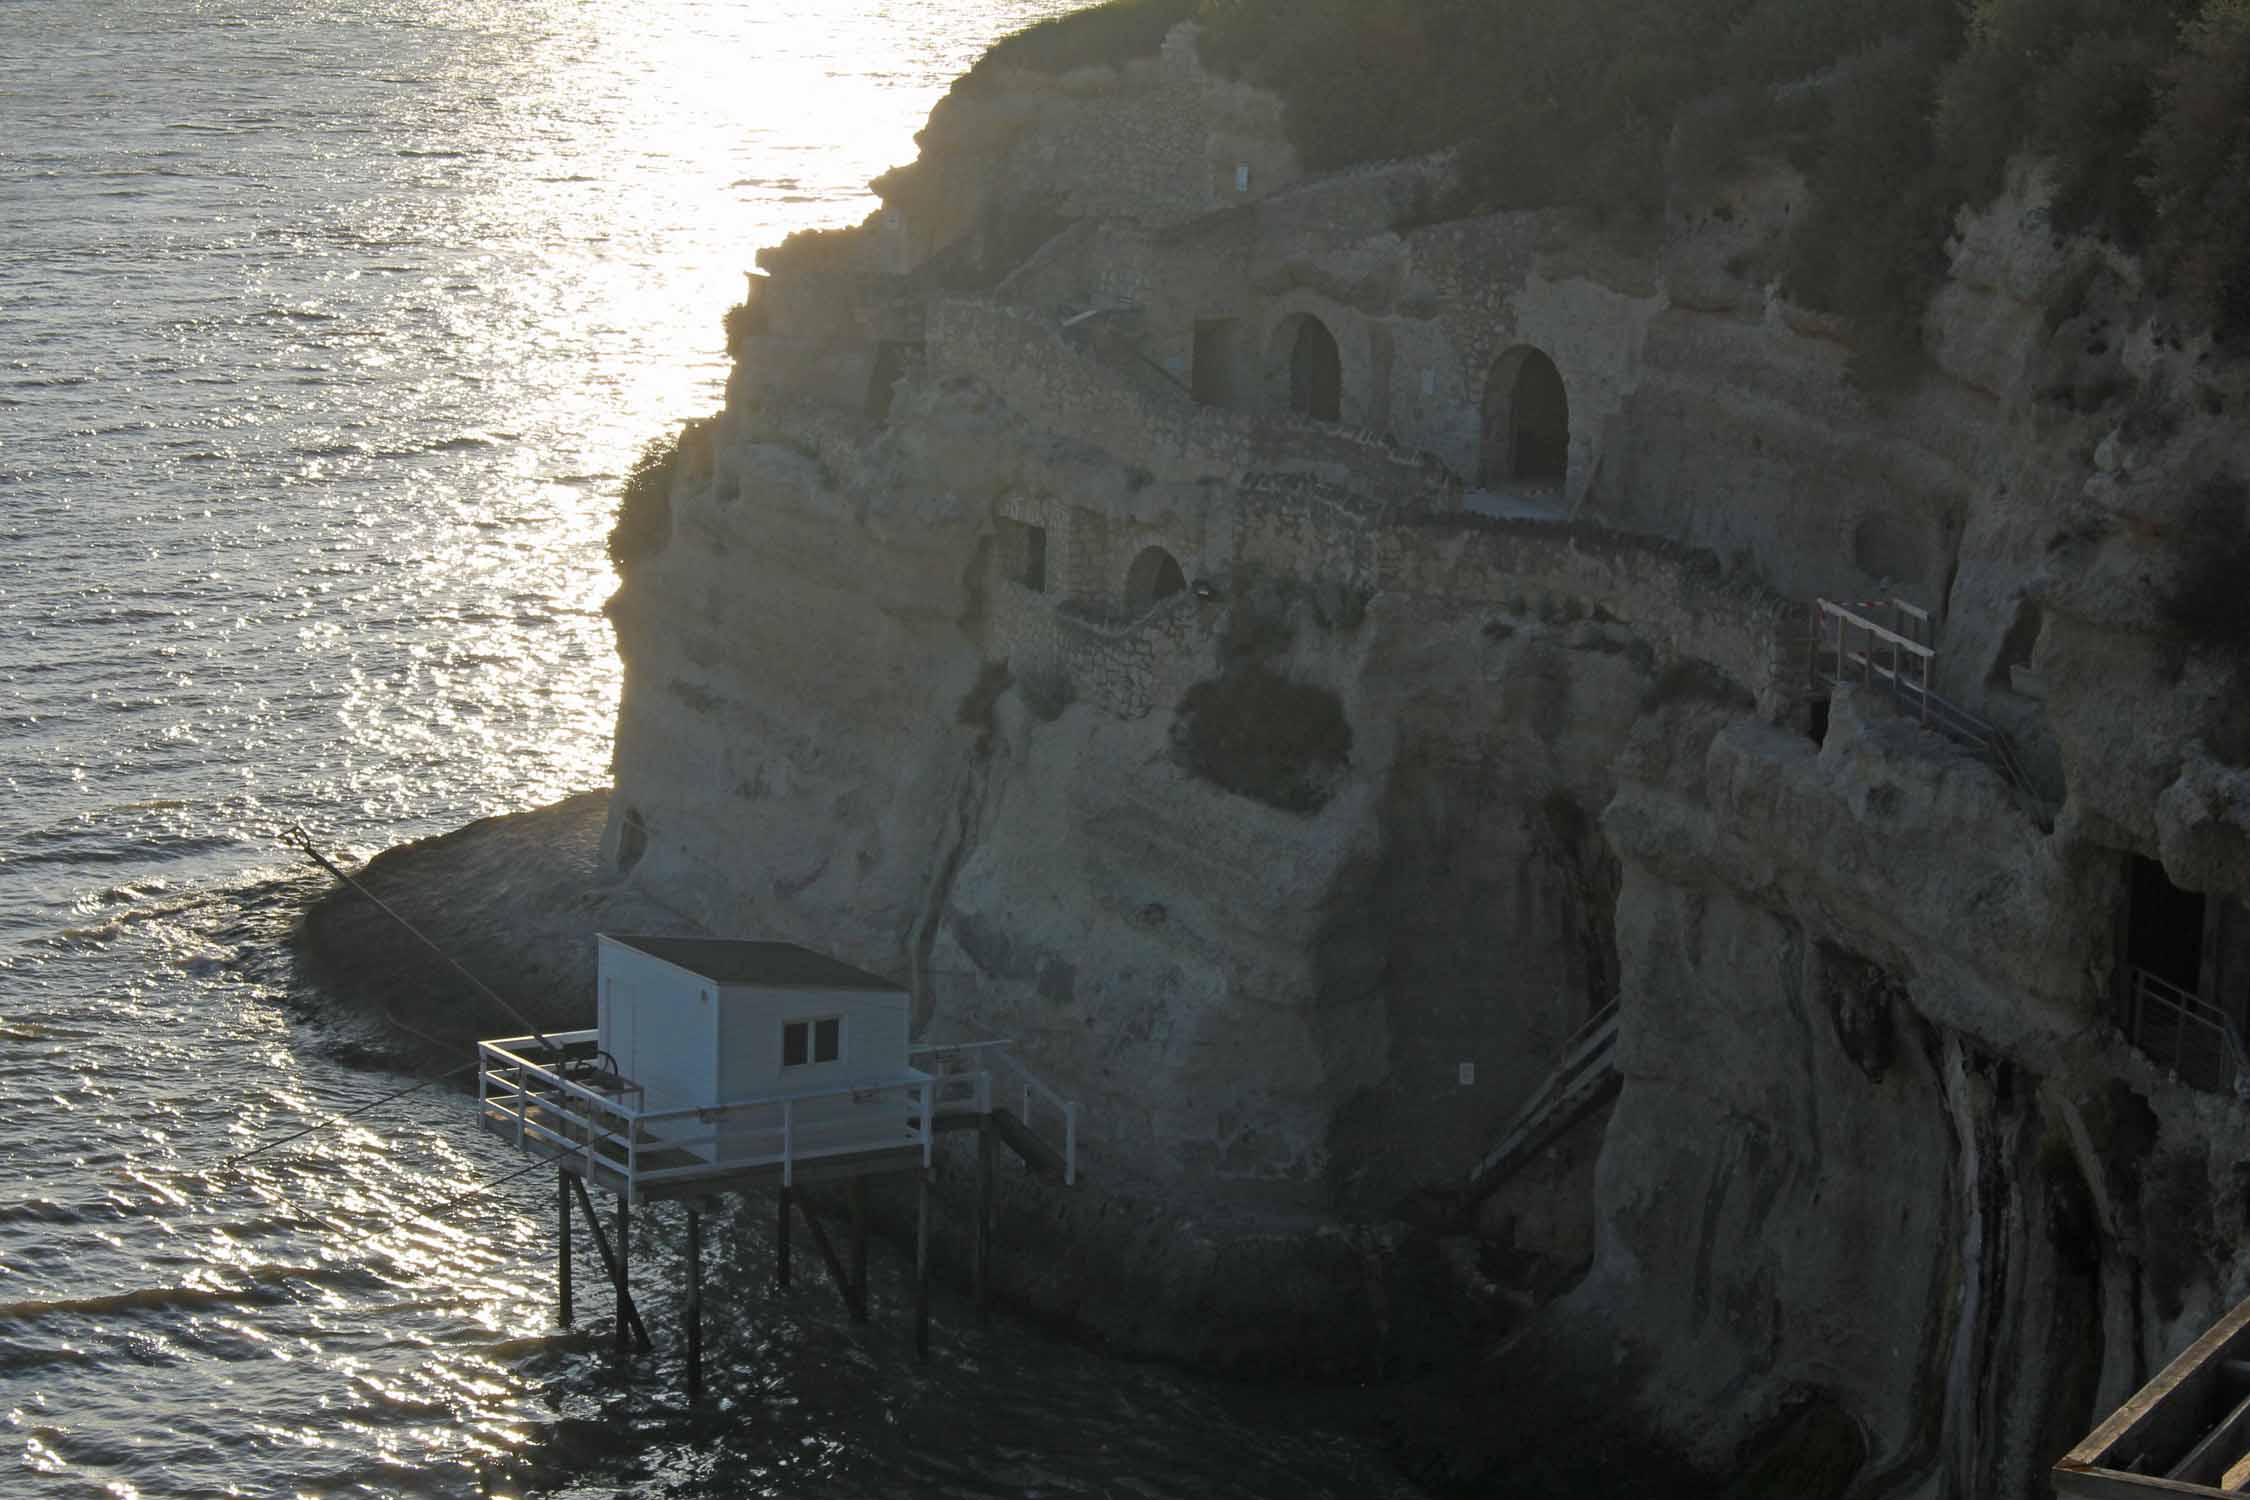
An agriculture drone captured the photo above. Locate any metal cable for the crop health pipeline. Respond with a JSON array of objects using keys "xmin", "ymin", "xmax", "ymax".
[
  {"xmin": 282, "ymin": 825, "xmax": 559, "ymax": 1055},
  {"xmin": 222, "ymin": 1059, "xmax": 479, "ymax": 1167}
]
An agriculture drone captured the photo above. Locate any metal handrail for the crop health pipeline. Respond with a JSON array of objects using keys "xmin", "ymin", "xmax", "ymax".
[
  {"xmin": 2124, "ymin": 966, "xmax": 2250, "ymax": 1096},
  {"xmin": 910, "ymin": 1039, "xmax": 1078, "ymax": 1185},
  {"xmin": 477, "ymin": 1041, "xmax": 936, "ymax": 1196}
]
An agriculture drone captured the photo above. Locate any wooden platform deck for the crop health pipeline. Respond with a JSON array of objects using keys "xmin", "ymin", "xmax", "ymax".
[{"xmin": 477, "ymin": 1032, "xmax": 1084, "ymax": 1390}]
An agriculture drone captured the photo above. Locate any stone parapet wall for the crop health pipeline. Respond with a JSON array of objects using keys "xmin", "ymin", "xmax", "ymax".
[{"xmin": 930, "ymin": 296, "xmax": 1460, "ymax": 511}]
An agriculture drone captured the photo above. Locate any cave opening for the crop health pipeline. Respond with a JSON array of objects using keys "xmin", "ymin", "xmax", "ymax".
[
  {"xmin": 1990, "ymin": 598, "xmax": 2045, "ymax": 692},
  {"xmin": 1272, "ymin": 313, "xmax": 1342, "ymax": 422},
  {"xmin": 1124, "ymin": 545, "xmax": 1185, "ymax": 614},
  {"xmin": 2125, "ymin": 854, "xmax": 2207, "ymax": 995},
  {"xmin": 864, "ymin": 340, "xmax": 919, "ymax": 423},
  {"xmin": 1481, "ymin": 346, "xmax": 1569, "ymax": 488}
]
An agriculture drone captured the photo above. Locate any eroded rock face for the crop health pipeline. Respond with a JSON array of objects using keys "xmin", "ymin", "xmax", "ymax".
[{"xmin": 586, "ymin": 21, "xmax": 2250, "ymax": 1495}]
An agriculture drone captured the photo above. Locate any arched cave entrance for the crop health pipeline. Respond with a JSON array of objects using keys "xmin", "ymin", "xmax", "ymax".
[
  {"xmin": 1480, "ymin": 347, "xmax": 1569, "ymax": 487},
  {"xmin": 1270, "ymin": 313, "xmax": 1343, "ymax": 423},
  {"xmin": 1123, "ymin": 545, "xmax": 1186, "ymax": 614}
]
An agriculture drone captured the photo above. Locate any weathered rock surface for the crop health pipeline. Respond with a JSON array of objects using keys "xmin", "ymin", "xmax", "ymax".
[{"xmin": 307, "ymin": 20, "xmax": 2250, "ymax": 1498}]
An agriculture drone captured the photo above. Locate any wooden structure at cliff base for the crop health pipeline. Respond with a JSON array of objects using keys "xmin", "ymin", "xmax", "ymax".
[{"xmin": 476, "ymin": 935, "xmax": 1079, "ymax": 1398}]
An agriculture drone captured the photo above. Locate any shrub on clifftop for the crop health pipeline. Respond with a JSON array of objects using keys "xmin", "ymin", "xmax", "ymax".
[
  {"xmin": 1182, "ymin": 0, "xmax": 2250, "ymax": 367},
  {"xmin": 608, "ymin": 432, "xmax": 678, "ymax": 572},
  {"xmin": 956, "ymin": 0, "xmax": 1195, "ymax": 93}
]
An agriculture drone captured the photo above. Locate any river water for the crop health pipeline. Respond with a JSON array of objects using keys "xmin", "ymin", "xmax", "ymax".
[{"xmin": 0, "ymin": 4, "xmax": 1423, "ymax": 1494}]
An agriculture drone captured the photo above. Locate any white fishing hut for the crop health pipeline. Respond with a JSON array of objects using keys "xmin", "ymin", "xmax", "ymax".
[
  {"xmin": 476, "ymin": 932, "xmax": 1082, "ymax": 1391},
  {"xmin": 595, "ymin": 934, "xmax": 921, "ymax": 1164}
]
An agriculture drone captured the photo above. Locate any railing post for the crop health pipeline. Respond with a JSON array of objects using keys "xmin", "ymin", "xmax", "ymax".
[
  {"xmin": 782, "ymin": 1100, "xmax": 794, "ymax": 1188},
  {"xmin": 514, "ymin": 1063, "xmax": 526, "ymax": 1149},
  {"xmin": 1064, "ymin": 1101, "xmax": 1078, "ymax": 1188},
  {"xmin": 921, "ymin": 1082, "xmax": 934, "ymax": 1166}
]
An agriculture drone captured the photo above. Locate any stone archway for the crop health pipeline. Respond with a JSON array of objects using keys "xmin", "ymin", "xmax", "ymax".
[
  {"xmin": 1480, "ymin": 347, "xmax": 1569, "ymax": 487},
  {"xmin": 1123, "ymin": 545, "xmax": 1186, "ymax": 614},
  {"xmin": 1268, "ymin": 313, "xmax": 1343, "ymax": 423}
]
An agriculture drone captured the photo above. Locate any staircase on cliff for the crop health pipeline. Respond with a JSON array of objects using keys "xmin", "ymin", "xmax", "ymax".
[
  {"xmin": 2058, "ymin": 1295, "xmax": 2250, "ymax": 1495},
  {"xmin": 1799, "ymin": 597, "xmax": 2049, "ymax": 810},
  {"xmin": 1466, "ymin": 1001, "xmax": 1621, "ymax": 1200}
]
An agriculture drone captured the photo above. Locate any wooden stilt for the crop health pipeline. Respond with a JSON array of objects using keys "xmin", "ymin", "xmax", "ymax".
[
  {"xmin": 976, "ymin": 1118, "xmax": 994, "ymax": 1324},
  {"xmin": 685, "ymin": 1204, "xmax": 703, "ymax": 1406},
  {"xmin": 776, "ymin": 1184, "xmax": 792, "ymax": 1288},
  {"xmin": 796, "ymin": 1192, "xmax": 856, "ymax": 1315},
  {"xmin": 558, "ymin": 1168, "xmax": 573, "ymax": 1327},
  {"xmin": 914, "ymin": 1167, "xmax": 932, "ymax": 1360},
  {"xmin": 614, "ymin": 1195, "xmax": 633, "ymax": 1356},
  {"xmin": 565, "ymin": 1176, "xmax": 651, "ymax": 1353},
  {"xmin": 848, "ymin": 1176, "xmax": 869, "ymax": 1323}
]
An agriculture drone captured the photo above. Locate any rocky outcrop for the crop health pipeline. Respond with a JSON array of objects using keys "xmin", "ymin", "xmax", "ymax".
[{"xmin": 311, "ymin": 20, "xmax": 2250, "ymax": 1497}]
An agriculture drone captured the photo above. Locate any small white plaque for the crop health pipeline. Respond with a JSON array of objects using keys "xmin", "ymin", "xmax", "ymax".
[
  {"xmin": 1458, "ymin": 1061, "xmax": 1475, "ymax": 1086},
  {"xmin": 1235, "ymin": 164, "xmax": 1250, "ymax": 193}
]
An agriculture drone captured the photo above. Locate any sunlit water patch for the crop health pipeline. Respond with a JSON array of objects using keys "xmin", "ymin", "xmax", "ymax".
[{"xmin": 1, "ymin": 2, "xmax": 1421, "ymax": 1495}]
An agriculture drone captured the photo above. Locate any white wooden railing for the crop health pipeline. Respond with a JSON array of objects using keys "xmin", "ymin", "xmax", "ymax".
[
  {"xmin": 478, "ymin": 1031, "xmax": 934, "ymax": 1200},
  {"xmin": 910, "ymin": 1040, "xmax": 1079, "ymax": 1186}
]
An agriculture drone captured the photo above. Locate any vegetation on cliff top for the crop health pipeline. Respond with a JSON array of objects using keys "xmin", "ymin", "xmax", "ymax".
[
  {"xmin": 609, "ymin": 431, "xmax": 679, "ymax": 571},
  {"xmin": 976, "ymin": 0, "xmax": 2250, "ymax": 370},
  {"xmin": 956, "ymin": 0, "xmax": 1195, "ymax": 93}
]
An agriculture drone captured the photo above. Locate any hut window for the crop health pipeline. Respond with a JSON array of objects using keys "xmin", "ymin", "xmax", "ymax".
[{"xmin": 783, "ymin": 1016, "xmax": 843, "ymax": 1067}]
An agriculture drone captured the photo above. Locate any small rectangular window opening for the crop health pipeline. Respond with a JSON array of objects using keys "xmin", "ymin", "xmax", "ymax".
[
  {"xmin": 783, "ymin": 1016, "xmax": 843, "ymax": 1067},
  {"xmin": 997, "ymin": 516, "xmax": 1047, "ymax": 592}
]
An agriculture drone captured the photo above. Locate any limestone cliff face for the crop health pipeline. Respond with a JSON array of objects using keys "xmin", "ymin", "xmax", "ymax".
[{"xmin": 601, "ymin": 24, "xmax": 2250, "ymax": 1496}]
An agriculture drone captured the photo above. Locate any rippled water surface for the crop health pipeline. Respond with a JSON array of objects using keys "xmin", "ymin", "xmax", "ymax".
[{"xmin": 0, "ymin": 4, "xmax": 1422, "ymax": 1494}]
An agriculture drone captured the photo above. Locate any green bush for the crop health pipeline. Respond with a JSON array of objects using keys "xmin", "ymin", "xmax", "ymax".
[
  {"xmin": 609, "ymin": 433, "xmax": 679, "ymax": 571},
  {"xmin": 1165, "ymin": 0, "xmax": 2250, "ymax": 372},
  {"xmin": 956, "ymin": 0, "xmax": 1195, "ymax": 93},
  {"xmin": 721, "ymin": 297, "xmax": 766, "ymax": 356},
  {"xmin": 2146, "ymin": 1, "xmax": 2250, "ymax": 335},
  {"xmin": 1175, "ymin": 666, "xmax": 1351, "ymax": 813}
]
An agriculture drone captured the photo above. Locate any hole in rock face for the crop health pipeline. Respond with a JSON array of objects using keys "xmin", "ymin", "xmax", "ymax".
[
  {"xmin": 1480, "ymin": 346, "xmax": 1569, "ymax": 488},
  {"xmin": 1807, "ymin": 697, "xmax": 1832, "ymax": 747},
  {"xmin": 1270, "ymin": 313, "xmax": 1343, "ymax": 422},
  {"xmin": 864, "ymin": 340, "xmax": 918, "ymax": 423},
  {"xmin": 1124, "ymin": 545, "xmax": 1185, "ymax": 613},
  {"xmin": 615, "ymin": 807, "xmax": 648, "ymax": 874},
  {"xmin": 996, "ymin": 516, "xmax": 1047, "ymax": 591},
  {"xmin": 1850, "ymin": 510, "xmax": 1931, "ymax": 592},
  {"xmin": 2126, "ymin": 854, "xmax": 2206, "ymax": 994},
  {"xmin": 1990, "ymin": 599, "xmax": 2044, "ymax": 687}
]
